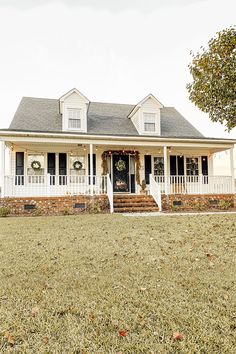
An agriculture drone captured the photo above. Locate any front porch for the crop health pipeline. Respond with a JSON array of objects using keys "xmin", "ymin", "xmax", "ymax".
[
  {"xmin": 3, "ymin": 174, "xmax": 233, "ymax": 198},
  {"xmin": 0, "ymin": 138, "xmax": 235, "ymax": 213}
]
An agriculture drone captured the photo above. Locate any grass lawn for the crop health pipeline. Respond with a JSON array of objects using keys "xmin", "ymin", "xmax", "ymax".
[{"xmin": 0, "ymin": 214, "xmax": 236, "ymax": 353}]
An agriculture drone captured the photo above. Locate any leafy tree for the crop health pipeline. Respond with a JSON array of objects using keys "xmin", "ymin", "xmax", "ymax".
[{"xmin": 187, "ymin": 26, "xmax": 236, "ymax": 131}]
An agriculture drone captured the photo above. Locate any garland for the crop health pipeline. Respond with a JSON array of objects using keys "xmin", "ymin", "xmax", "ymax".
[{"xmin": 101, "ymin": 150, "xmax": 141, "ymax": 185}]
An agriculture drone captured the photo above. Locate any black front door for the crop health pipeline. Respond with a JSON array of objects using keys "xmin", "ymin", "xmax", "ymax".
[{"xmin": 113, "ymin": 155, "xmax": 130, "ymax": 192}]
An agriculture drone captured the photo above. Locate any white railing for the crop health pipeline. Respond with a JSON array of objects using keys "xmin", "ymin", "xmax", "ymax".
[
  {"xmin": 107, "ymin": 174, "xmax": 114, "ymax": 213},
  {"xmin": 154, "ymin": 175, "xmax": 233, "ymax": 195},
  {"xmin": 4, "ymin": 175, "xmax": 107, "ymax": 198},
  {"xmin": 149, "ymin": 174, "xmax": 162, "ymax": 211}
]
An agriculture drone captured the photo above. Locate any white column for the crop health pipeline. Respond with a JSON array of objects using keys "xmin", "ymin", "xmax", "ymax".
[
  {"xmin": 164, "ymin": 146, "xmax": 168, "ymax": 195},
  {"xmin": 89, "ymin": 143, "xmax": 93, "ymax": 196},
  {"xmin": 230, "ymin": 147, "xmax": 234, "ymax": 193},
  {"xmin": 0, "ymin": 140, "xmax": 5, "ymax": 198}
]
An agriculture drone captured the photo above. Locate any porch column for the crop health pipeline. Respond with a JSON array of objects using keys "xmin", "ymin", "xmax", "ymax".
[
  {"xmin": 89, "ymin": 143, "xmax": 93, "ymax": 196},
  {"xmin": 164, "ymin": 146, "xmax": 168, "ymax": 195},
  {"xmin": 0, "ymin": 140, "xmax": 5, "ymax": 198},
  {"xmin": 230, "ymin": 147, "xmax": 234, "ymax": 193}
]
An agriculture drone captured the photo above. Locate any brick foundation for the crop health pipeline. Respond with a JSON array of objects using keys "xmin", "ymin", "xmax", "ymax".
[
  {"xmin": 162, "ymin": 194, "xmax": 235, "ymax": 211},
  {"xmin": 0, "ymin": 195, "xmax": 109, "ymax": 216}
]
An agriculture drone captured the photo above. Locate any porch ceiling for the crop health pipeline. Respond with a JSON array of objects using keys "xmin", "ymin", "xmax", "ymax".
[{"xmin": 5, "ymin": 141, "xmax": 231, "ymax": 155}]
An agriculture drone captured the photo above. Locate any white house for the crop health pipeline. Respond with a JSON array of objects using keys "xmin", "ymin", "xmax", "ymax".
[{"xmin": 0, "ymin": 88, "xmax": 235, "ymax": 213}]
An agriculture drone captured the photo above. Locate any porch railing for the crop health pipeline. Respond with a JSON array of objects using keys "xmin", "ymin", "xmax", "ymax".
[
  {"xmin": 149, "ymin": 175, "xmax": 162, "ymax": 211},
  {"xmin": 4, "ymin": 175, "xmax": 108, "ymax": 198},
  {"xmin": 107, "ymin": 174, "xmax": 114, "ymax": 213},
  {"xmin": 154, "ymin": 175, "xmax": 233, "ymax": 195}
]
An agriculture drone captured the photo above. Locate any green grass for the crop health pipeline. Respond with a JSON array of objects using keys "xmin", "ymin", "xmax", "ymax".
[{"xmin": 0, "ymin": 214, "xmax": 236, "ymax": 353}]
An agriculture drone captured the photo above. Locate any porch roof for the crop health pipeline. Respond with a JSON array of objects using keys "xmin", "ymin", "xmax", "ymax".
[{"xmin": 0, "ymin": 129, "xmax": 235, "ymax": 152}]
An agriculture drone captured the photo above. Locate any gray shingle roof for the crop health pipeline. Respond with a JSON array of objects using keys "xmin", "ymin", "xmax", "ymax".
[{"xmin": 9, "ymin": 97, "xmax": 203, "ymax": 138}]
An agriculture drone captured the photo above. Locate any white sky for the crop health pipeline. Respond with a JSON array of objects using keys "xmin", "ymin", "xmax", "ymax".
[{"xmin": 0, "ymin": 0, "xmax": 235, "ymax": 138}]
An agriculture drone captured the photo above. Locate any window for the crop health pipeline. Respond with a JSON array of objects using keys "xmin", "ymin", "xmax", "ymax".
[
  {"xmin": 69, "ymin": 155, "xmax": 85, "ymax": 176},
  {"xmin": 68, "ymin": 109, "xmax": 81, "ymax": 129},
  {"xmin": 143, "ymin": 113, "xmax": 156, "ymax": 132},
  {"xmin": 27, "ymin": 154, "xmax": 45, "ymax": 175},
  {"xmin": 186, "ymin": 157, "xmax": 199, "ymax": 176},
  {"xmin": 154, "ymin": 157, "xmax": 164, "ymax": 176}
]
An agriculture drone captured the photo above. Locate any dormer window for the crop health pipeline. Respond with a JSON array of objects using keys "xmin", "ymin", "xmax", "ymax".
[
  {"xmin": 68, "ymin": 108, "xmax": 81, "ymax": 129},
  {"xmin": 143, "ymin": 113, "xmax": 156, "ymax": 133},
  {"xmin": 60, "ymin": 89, "xmax": 90, "ymax": 132}
]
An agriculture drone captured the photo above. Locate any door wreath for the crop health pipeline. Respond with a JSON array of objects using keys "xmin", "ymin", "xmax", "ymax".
[{"xmin": 115, "ymin": 159, "xmax": 126, "ymax": 172}]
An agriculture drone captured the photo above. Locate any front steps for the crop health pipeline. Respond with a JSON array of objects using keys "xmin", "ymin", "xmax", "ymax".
[{"xmin": 113, "ymin": 194, "xmax": 159, "ymax": 213}]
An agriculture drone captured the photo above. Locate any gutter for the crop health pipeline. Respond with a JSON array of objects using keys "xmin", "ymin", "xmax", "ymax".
[{"xmin": 0, "ymin": 130, "xmax": 235, "ymax": 145}]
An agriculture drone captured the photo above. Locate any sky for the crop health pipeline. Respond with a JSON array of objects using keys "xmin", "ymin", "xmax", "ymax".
[{"xmin": 0, "ymin": 0, "xmax": 235, "ymax": 138}]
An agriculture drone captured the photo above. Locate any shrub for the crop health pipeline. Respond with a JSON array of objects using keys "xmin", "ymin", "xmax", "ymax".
[
  {"xmin": 32, "ymin": 208, "xmax": 43, "ymax": 216},
  {"xmin": 218, "ymin": 200, "xmax": 232, "ymax": 210},
  {"xmin": 0, "ymin": 206, "xmax": 10, "ymax": 217},
  {"xmin": 170, "ymin": 204, "xmax": 179, "ymax": 212},
  {"xmin": 87, "ymin": 201, "xmax": 101, "ymax": 214},
  {"xmin": 195, "ymin": 201, "xmax": 206, "ymax": 211},
  {"xmin": 62, "ymin": 208, "xmax": 71, "ymax": 216}
]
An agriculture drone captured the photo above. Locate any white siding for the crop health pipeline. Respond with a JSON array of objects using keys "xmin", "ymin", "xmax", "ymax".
[
  {"xmin": 140, "ymin": 98, "xmax": 161, "ymax": 135},
  {"xmin": 131, "ymin": 110, "xmax": 141, "ymax": 133},
  {"xmin": 61, "ymin": 92, "xmax": 88, "ymax": 133},
  {"xmin": 131, "ymin": 97, "xmax": 161, "ymax": 136}
]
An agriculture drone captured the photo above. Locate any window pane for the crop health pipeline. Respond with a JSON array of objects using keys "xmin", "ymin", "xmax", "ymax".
[
  {"xmin": 69, "ymin": 119, "xmax": 81, "ymax": 129},
  {"xmin": 144, "ymin": 123, "xmax": 155, "ymax": 132},
  {"xmin": 154, "ymin": 157, "xmax": 164, "ymax": 175},
  {"xmin": 186, "ymin": 157, "xmax": 199, "ymax": 176},
  {"xmin": 27, "ymin": 154, "xmax": 45, "ymax": 175},
  {"xmin": 68, "ymin": 109, "xmax": 80, "ymax": 119},
  {"xmin": 69, "ymin": 155, "xmax": 85, "ymax": 176},
  {"xmin": 144, "ymin": 113, "xmax": 156, "ymax": 122}
]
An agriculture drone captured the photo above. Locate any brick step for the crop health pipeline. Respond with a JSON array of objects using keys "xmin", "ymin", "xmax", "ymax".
[
  {"xmin": 114, "ymin": 206, "xmax": 160, "ymax": 213},
  {"xmin": 114, "ymin": 194, "xmax": 151, "ymax": 199},
  {"xmin": 114, "ymin": 202, "xmax": 157, "ymax": 208},
  {"xmin": 114, "ymin": 197, "xmax": 155, "ymax": 202}
]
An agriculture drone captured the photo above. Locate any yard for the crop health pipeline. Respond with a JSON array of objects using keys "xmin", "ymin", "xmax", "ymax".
[{"xmin": 0, "ymin": 214, "xmax": 236, "ymax": 353}]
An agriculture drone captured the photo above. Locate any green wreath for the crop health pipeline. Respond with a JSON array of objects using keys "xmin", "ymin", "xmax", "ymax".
[
  {"xmin": 115, "ymin": 159, "xmax": 126, "ymax": 172},
  {"xmin": 31, "ymin": 160, "xmax": 41, "ymax": 170},
  {"xmin": 73, "ymin": 160, "xmax": 83, "ymax": 171}
]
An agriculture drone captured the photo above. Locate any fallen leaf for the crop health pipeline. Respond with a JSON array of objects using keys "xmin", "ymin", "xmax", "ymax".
[
  {"xmin": 207, "ymin": 253, "xmax": 214, "ymax": 261},
  {"xmin": 139, "ymin": 319, "xmax": 146, "ymax": 327},
  {"xmin": 173, "ymin": 332, "xmax": 184, "ymax": 341},
  {"xmin": 42, "ymin": 336, "xmax": 49, "ymax": 344},
  {"xmin": 140, "ymin": 287, "xmax": 147, "ymax": 291},
  {"xmin": 4, "ymin": 331, "xmax": 15, "ymax": 346},
  {"xmin": 31, "ymin": 306, "xmax": 39, "ymax": 316},
  {"xmin": 118, "ymin": 330, "xmax": 127, "ymax": 337}
]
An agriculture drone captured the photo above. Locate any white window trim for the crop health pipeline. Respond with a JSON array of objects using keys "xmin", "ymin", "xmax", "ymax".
[
  {"xmin": 142, "ymin": 112, "xmax": 159, "ymax": 135},
  {"xmin": 67, "ymin": 108, "xmax": 82, "ymax": 131}
]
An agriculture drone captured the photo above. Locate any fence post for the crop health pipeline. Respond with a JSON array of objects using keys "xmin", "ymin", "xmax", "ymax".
[
  {"xmin": 46, "ymin": 173, "xmax": 50, "ymax": 197},
  {"xmin": 164, "ymin": 146, "xmax": 168, "ymax": 195},
  {"xmin": 0, "ymin": 140, "xmax": 5, "ymax": 198},
  {"xmin": 199, "ymin": 174, "xmax": 203, "ymax": 194}
]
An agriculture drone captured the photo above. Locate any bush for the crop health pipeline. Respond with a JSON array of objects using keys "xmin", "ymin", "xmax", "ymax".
[
  {"xmin": 62, "ymin": 208, "xmax": 71, "ymax": 216},
  {"xmin": 0, "ymin": 206, "xmax": 10, "ymax": 217},
  {"xmin": 32, "ymin": 208, "xmax": 43, "ymax": 216},
  {"xmin": 195, "ymin": 201, "xmax": 206, "ymax": 211},
  {"xmin": 218, "ymin": 200, "xmax": 232, "ymax": 210}
]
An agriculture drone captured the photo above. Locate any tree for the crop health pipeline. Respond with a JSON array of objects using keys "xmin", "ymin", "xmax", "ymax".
[{"xmin": 187, "ymin": 26, "xmax": 236, "ymax": 131}]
